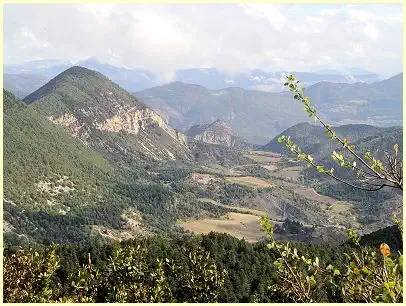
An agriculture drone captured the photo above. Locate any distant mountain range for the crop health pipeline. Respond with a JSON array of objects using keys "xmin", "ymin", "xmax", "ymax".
[
  {"xmin": 4, "ymin": 58, "xmax": 387, "ymax": 96},
  {"xmin": 4, "ymin": 58, "xmax": 402, "ymax": 144},
  {"xmin": 134, "ymin": 73, "xmax": 402, "ymax": 144},
  {"xmin": 4, "ymin": 59, "xmax": 73, "ymax": 78},
  {"xmin": 134, "ymin": 82, "xmax": 309, "ymax": 144},
  {"xmin": 175, "ymin": 68, "xmax": 382, "ymax": 92}
]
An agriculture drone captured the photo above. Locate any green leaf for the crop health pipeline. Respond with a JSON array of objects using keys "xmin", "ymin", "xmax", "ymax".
[
  {"xmin": 277, "ymin": 136, "xmax": 284, "ymax": 143},
  {"xmin": 316, "ymin": 166, "xmax": 325, "ymax": 173},
  {"xmin": 309, "ymin": 275, "xmax": 316, "ymax": 286},
  {"xmin": 365, "ymin": 152, "xmax": 371, "ymax": 160},
  {"xmin": 384, "ymin": 281, "xmax": 396, "ymax": 290},
  {"xmin": 326, "ymin": 264, "xmax": 333, "ymax": 271}
]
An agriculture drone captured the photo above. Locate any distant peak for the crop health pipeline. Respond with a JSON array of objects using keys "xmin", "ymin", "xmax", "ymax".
[
  {"xmin": 23, "ymin": 66, "xmax": 110, "ymax": 104},
  {"xmin": 55, "ymin": 65, "xmax": 106, "ymax": 80}
]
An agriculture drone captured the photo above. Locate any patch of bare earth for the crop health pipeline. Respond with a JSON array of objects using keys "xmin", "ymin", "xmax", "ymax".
[
  {"xmin": 180, "ymin": 212, "xmax": 265, "ymax": 243},
  {"xmin": 189, "ymin": 173, "xmax": 217, "ymax": 185},
  {"xmin": 90, "ymin": 209, "xmax": 147, "ymax": 241},
  {"xmin": 37, "ymin": 176, "xmax": 75, "ymax": 195}
]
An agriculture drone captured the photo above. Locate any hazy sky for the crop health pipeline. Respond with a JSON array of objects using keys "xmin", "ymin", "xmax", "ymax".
[{"xmin": 4, "ymin": 3, "xmax": 403, "ymax": 79}]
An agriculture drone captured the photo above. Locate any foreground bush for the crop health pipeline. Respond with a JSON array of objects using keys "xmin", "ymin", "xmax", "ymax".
[{"xmin": 3, "ymin": 243, "xmax": 226, "ymax": 303}]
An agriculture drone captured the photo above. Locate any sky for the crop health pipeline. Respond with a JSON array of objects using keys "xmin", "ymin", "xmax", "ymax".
[{"xmin": 4, "ymin": 3, "xmax": 403, "ymax": 80}]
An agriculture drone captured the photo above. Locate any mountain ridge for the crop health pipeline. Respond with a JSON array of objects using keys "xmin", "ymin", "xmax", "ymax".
[{"xmin": 23, "ymin": 66, "xmax": 189, "ymax": 162}]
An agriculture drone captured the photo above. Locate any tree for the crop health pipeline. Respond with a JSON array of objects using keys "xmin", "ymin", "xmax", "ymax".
[{"xmin": 261, "ymin": 74, "xmax": 403, "ymax": 303}]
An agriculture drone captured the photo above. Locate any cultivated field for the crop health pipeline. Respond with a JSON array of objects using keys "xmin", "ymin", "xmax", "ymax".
[{"xmin": 179, "ymin": 212, "xmax": 266, "ymax": 243}]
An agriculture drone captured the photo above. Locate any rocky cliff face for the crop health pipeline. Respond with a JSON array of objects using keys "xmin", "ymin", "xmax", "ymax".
[
  {"xmin": 49, "ymin": 106, "xmax": 188, "ymax": 149},
  {"xmin": 186, "ymin": 119, "xmax": 252, "ymax": 148}
]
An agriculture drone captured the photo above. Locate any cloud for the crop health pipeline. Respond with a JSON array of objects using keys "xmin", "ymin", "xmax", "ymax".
[
  {"xmin": 4, "ymin": 3, "xmax": 402, "ymax": 78},
  {"xmin": 241, "ymin": 4, "xmax": 287, "ymax": 30}
]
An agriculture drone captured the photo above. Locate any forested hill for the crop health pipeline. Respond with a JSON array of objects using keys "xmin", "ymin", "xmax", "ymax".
[{"xmin": 23, "ymin": 66, "xmax": 190, "ymax": 162}]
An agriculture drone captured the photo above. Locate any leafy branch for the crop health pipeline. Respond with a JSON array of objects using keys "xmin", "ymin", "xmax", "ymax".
[{"xmin": 277, "ymin": 74, "xmax": 402, "ymax": 191}]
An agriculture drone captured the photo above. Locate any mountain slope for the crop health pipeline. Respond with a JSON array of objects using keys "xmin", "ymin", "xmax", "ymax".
[
  {"xmin": 24, "ymin": 66, "xmax": 189, "ymax": 163},
  {"xmin": 4, "ymin": 89, "xmax": 235, "ymax": 245},
  {"xmin": 186, "ymin": 119, "xmax": 252, "ymax": 148},
  {"xmin": 4, "ymin": 89, "xmax": 119, "ymax": 244},
  {"xmin": 4, "ymin": 89, "xmax": 111, "ymax": 202}
]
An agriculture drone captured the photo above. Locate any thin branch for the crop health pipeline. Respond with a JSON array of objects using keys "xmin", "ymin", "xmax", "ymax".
[
  {"xmin": 289, "ymin": 146, "xmax": 388, "ymax": 191},
  {"xmin": 284, "ymin": 76, "xmax": 403, "ymax": 191},
  {"xmin": 290, "ymin": 84, "xmax": 384, "ymax": 180}
]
